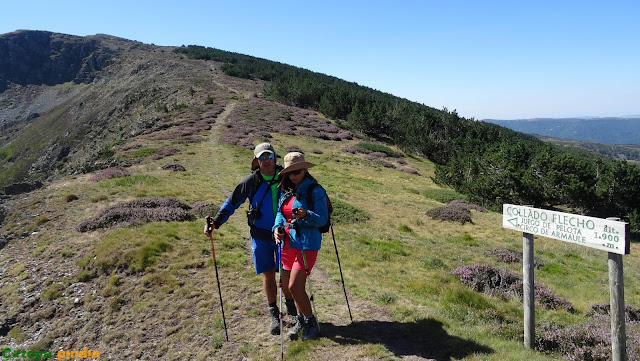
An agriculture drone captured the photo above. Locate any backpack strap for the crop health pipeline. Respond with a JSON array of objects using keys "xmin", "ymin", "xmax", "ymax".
[{"xmin": 305, "ymin": 182, "xmax": 319, "ymax": 212}]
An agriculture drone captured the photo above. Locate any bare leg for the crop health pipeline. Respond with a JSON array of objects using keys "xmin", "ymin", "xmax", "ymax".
[
  {"xmin": 281, "ymin": 270, "xmax": 294, "ymax": 300},
  {"xmin": 262, "ymin": 269, "xmax": 277, "ymax": 304},
  {"xmin": 289, "ymin": 268, "xmax": 312, "ymax": 317}
]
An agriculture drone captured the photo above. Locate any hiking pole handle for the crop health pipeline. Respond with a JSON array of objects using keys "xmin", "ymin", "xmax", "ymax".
[{"xmin": 206, "ymin": 215, "xmax": 214, "ymax": 233}]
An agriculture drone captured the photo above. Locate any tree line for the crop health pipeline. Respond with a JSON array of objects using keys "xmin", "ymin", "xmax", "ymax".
[{"xmin": 175, "ymin": 45, "xmax": 640, "ymax": 236}]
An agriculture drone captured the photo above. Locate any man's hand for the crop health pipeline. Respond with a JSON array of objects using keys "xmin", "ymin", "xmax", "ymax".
[{"xmin": 204, "ymin": 216, "xmax": 214, "ymax": 236}]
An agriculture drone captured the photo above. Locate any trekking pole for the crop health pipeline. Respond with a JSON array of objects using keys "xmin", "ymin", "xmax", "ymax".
[
  {"xmin": 277, "ymin": 239, "xmax": 284, "ymax": 360},
  {"xmin": 301, "ymin": 250, "xmax": 320, "ymax": 333},
  {"xmin": 205, "ymin": 216, "xmax": 229, "ymax": 341},
  {"xmin": 330, "ymin": 224, "xmax": 353, "ymax": 322}
]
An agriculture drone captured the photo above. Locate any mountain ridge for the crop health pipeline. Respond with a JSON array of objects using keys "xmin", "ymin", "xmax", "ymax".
[{"xmin": 483, "ymin": 116, "xmax": 640, "ymax": 145}]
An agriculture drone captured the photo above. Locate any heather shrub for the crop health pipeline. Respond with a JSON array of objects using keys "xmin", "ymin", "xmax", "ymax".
[
  {"xmin": 156, "ymin": 148, "xmax": 180, "ymax": 157},
  {"xmin": 485, "ymin": 248, "xmax": 544, "ymax": 269},
  {"xmin": 451, "ymin": 263, "xmax": 574, "ymax": 311},
  {"xmin": 340, "ymin": 146, "xmax": 371, "ymax": 155},
  {"xmin": 285, "ymin": 145, "xmax": 302, "ymax": 152},
  {"xmin": 449, "ymin": 200, "xmax": 487, "ymax": 212},
  {"xmin": 398, "ymin": 167, "xmax": 421, "ymax": 176},
  {"xmin": 450, "ymin": 264, "xmax": 519, "ymax": 299},
  {"xmin": 180, "ymin": 135, "xmax": 205, "ymax": 144},
  {"xmin": 366, "ymin": 152, "xmax": 388, "ymax": 159},
  {"xmin": 426, "ymin": 203, "xmax": 472, "ymax": 224},
  {"xmin": 161, "ymin": 164, "xmax": 186, "ymax": 172},
  {"xmin": 65, "ymin": 194, "xmax": 79, "ymax": 202},
  {"xmin": 191, "ymin": 201, "xmax": 219, "ymax": 218},
  {"xmin": 89, "ymin": 167, "xmax": 131, "ymax": 182},
  {"xmin": 371, "ymin": 159, "xmax": 395, "ymax": 168},
  {"xmin": 536, "ymin": 317, "xmax": 640, "ymax": 360},
  {"xmin": 309, "ymin": 149, "xmax": 323, "ymax": 154},
  {"xmin": 536, "ymin": 322, "xmax": 611, "ymax": 360},
  {"xmin": 77, "ymin": 197, "xmax": 195, "ymax": 232},
  {"xmin": 147, "ymin": 133, "xmax": 175, "ymax": 141},
  {"xmin": 587, "ymin": 302, "xmax": 640, "ymax": 322},
  {"xmin": 335, "ymin": 130, "xmax": 354, "ymax": 140}
]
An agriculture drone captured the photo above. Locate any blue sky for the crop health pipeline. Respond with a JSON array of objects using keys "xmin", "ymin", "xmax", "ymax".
[{"xmin": 2, "ymin": 0, "xmax": 639, "ymax": 120}]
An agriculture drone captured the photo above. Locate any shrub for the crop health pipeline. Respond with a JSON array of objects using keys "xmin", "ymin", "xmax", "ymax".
[
  {"xmin": 450, "ymin": 263, "xmax": 574, "ymax": 311},
  {"xmin": 426, "ymin": 200, "xmax": 486, "ymax": 224},
  {"xmin": 587, "ymin": 302, "xmax": 640, "ymax": 322},
  {"xmin": 285, "ymin": 145, "xmax": 302, "ymax": 152},
  {"xmin": 309, "ymin": 149, "xmax": 323, "ymax": 154},
  {"xmin": 535, "ymin": 321, "xmax": 623, "ymax": 360},
  {"xmin": 191, "ymin": 201, "xmax": 219, "ymax": 218},
  {"xmin": 450, "ymin": 264, "xmax": 519, "ymax": 298},
  {"xmin": 77, "ymin": 197, "xmax": 195, "ymax": 232},
  {"xmin": 156, "ymin": 148, "xmax": 180, "ymax": 157},
  {"xmin": 65, "ymin": 194, "xmax": 79, "ymax": 202},
  {"xmin": 161, "ymin": 163, "xmax": 186, "ymax": 172},
  {"xmin": 398, "ymin": 167, "xmax": 421, "ymax": 176},
  {"xmin": 485, "ymin": 248, "xmax": 544, "ymax": 269},
  {"xmin": 426, "ymin": 203, "xmax": 472, "ymax": 224},
  {"xmin": 340, "ymin": 146, "xmax": 371, "ymax": 155},
  {"xmin": 449, "ymin": 200, "xmax": 487, "ymax": 212},
  {"xmin": 89, "ymin": 167, "xmax": 130, "ymax": 182}
]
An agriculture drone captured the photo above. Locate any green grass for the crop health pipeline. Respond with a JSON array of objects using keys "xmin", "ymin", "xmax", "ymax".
[{"xmin": 422, "ymin": 187, "xmax": 468, "ymax": 203}]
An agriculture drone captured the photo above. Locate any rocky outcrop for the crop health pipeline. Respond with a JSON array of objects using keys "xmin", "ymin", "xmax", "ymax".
[{"xmin": 0, "ymin": 30, "xmax": 114, "ymax": 93}]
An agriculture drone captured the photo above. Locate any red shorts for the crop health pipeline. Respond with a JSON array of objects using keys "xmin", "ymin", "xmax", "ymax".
[{"xmin": 281, "ymin": 240, "xmax": 318, "ymax": 272}]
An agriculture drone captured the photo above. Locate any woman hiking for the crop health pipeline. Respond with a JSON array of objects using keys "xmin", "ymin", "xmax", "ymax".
[{"xmin": 273, "ymin": 152, "xmax": 329, "ymax": 341}]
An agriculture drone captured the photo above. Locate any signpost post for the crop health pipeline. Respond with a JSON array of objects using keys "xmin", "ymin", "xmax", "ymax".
[{"xmin": 502, "ymin": 204, "xmax": 630, "ymax": 359}]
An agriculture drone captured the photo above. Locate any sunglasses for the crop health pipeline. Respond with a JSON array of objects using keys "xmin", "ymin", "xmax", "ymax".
[
  {"xmin": 289, "ymin": 169, "xmax": 304, "ymax": 176},
  {"xmin": 258, "ymin": 153, "xmax": 274, "ymax": 161}
]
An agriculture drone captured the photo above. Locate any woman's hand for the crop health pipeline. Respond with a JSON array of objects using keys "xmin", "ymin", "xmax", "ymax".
[
  {"xmin": 292, "ymin": 207, "xmax": 307, "ymax": 219},
  {"xmin": 274, "ymin": 227, "xmax": 285, "ymax": 244}
]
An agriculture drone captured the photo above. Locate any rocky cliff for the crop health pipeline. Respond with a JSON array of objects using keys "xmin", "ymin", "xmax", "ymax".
[
  {"xmin": 0, "ymin": 30, "xmax": 220, "ymax": 188},
  {"xmin": 0, "ymin": 30, "xmax": 114, "ymax": 93}
]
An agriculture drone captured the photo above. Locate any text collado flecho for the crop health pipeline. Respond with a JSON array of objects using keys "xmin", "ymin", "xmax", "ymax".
[{"xmin": 502, "ymin": 204, "xmax": 630, "ymax": 255}]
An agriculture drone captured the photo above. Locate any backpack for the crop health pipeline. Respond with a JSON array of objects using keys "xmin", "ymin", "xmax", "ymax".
[{"xmin": 305, "ymin": 182, "xmax": 333, "ymax": 233}]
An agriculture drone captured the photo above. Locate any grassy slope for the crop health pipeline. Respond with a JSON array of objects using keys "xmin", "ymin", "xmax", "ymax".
[{"xmin": 1, "ymin": 60, "xmax": 640, "ymax": 361}]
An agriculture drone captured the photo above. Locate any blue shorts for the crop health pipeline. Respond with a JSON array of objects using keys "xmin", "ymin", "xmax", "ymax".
[{"xmin": 251, "ymin": 237, "xmax": 277, "ymax": 274}]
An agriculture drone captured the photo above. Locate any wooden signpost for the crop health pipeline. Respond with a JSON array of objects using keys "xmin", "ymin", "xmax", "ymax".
[{"xmin": 502, "ymin": 204, "xmax": 631, "ymax": 361}]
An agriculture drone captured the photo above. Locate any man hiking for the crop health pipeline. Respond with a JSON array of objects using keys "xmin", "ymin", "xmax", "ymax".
[{"xmin": 204, "ymin": 143, "xmax": 298, "ymax": 335}]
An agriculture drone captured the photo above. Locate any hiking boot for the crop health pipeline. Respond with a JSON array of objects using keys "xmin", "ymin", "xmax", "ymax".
[
  {"xmin": 301, "ymin": 315, "xmax": 320, "ymax": 340},
  {"xmin": 287, "ymin": 314, "xmax": 304, "ymax": 341},
  {"xmin": 268, "ymin": 306, "xmax": 280, "ymax": 335},
  {"xmin": 285, "ymin": 299, "xmax": 298, "ymax": 317}
]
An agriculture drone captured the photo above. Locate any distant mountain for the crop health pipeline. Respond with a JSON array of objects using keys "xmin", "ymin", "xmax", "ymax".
[{"xmin": 483, "ymin": 117, "xmax": 640, "ymax": 145}]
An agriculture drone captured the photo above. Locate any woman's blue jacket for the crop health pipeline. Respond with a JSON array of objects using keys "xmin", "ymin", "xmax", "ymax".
[{"xmin": 273, "ymin": 177, "xmax": 328, "ymax": 251}]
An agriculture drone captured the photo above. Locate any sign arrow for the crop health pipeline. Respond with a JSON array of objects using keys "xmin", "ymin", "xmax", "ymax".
[{"xmin": 508, "ymin": 217, "xmax": 519, "ymax": 227}]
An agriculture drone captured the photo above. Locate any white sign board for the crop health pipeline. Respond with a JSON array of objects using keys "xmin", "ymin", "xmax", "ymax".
[{"xmin": 503, "ymin": 204, "xmax": 630, "ymax": 255}]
